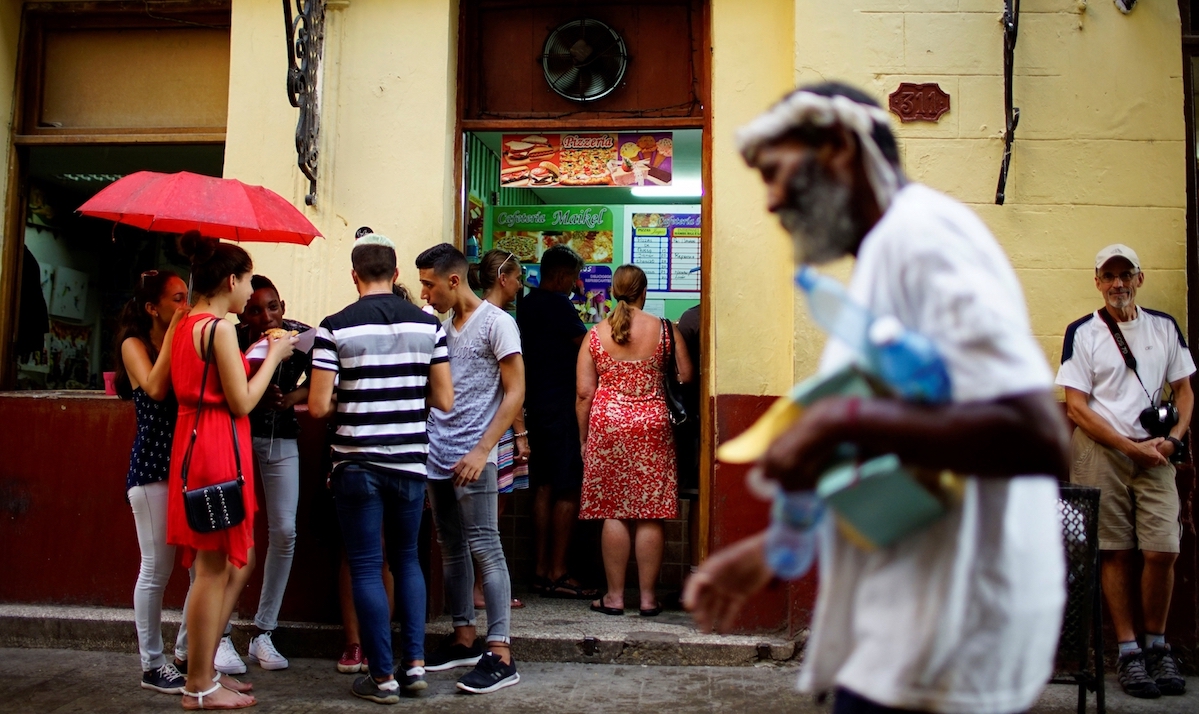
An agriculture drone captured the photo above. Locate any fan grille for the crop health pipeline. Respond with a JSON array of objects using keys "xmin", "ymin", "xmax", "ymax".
[{"xmin": 541, "ymin": 19, "xmax": 629, "ymax": 102}]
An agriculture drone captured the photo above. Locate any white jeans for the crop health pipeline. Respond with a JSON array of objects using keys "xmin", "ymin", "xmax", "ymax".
[
  {"xmin": 253, "ymin": 437, "xmax": 299, "ymax": 631},
  {"xmin": 128, "ymin": 481, "xmax": 190, "ymax": 671}
]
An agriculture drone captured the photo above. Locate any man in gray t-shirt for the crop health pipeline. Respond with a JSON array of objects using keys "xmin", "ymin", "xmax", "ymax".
[{"xmin": 417, "ymin": 244, "xmax": 524, "ymax": 694}]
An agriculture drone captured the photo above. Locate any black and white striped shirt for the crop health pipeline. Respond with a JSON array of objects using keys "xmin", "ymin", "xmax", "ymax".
[{"xmin": 312, "ymin": 294, "xmax": 448, "ymax": 480}]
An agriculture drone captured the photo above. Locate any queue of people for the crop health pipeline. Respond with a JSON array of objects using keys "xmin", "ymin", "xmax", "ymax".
[{"xmin": 117, "ymin": 229, "xmax": 697, "ymax": 708}]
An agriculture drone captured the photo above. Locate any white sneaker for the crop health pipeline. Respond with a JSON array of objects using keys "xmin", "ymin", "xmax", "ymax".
[
  {"xmin": 247, "ymin": 631, "xmax": 289, "ymax": 671},
  {"xmin": 214, "ymin": 635, "xmax": 247, "ymax": 675}
]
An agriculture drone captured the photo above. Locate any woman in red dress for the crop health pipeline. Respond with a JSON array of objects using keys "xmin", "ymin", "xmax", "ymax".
[
  {"xmin": 577, "ymin": 265, "xmax": 693, "ymax": 617},
  {"xmin": 169, "ymin": 233, "xmax": 295, "ymax": 710}
]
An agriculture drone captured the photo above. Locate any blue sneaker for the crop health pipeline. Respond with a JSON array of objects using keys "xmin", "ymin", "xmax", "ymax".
[{"xmin": 456, "ymin": 652, "xmax": 520, "ymax": 694}]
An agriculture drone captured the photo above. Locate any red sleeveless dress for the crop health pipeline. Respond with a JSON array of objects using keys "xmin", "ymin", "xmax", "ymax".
[{"xmin": 166, "ymin": 314, "xmax": 257, "ymax": 569}]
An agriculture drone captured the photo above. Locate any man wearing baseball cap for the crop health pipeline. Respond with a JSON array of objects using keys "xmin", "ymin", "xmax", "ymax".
[{"xmin": 1056, "ymin": 244, "xmax": 1194, "ymax": 698}]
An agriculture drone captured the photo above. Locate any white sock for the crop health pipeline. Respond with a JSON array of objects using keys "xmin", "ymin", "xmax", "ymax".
[
  {"xmin": 405, "ymin": 666, "xmax": 426, "ymax": 677},
  {"xmin": 1118, "ymin": 640, "xmax": 1141, "ymax": 657},
  {"xmin": 376, "ymin": 678, "xmax": 399, "ymax": 691},
  {"xmin": 1145, "ymin": 633, "xmax": 1166, "ymax": 650}
]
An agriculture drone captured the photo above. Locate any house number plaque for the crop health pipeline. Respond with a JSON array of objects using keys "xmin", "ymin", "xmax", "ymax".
[{"xmin": 888, "ymin": 83, "xmax": 951, "ymax": 123}]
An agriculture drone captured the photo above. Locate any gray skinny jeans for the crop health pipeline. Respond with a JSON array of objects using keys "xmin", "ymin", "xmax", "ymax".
[
  {"xmin": 128, "ymin": 481, "xmax": 191, "ymax": 670},
  {"xmin": 427, "ymin": 464, "xmax": 511, "ymax": 645},
  {"xmin": 252, "ymin": 437, "xmax": 299, "ymax": 631}
]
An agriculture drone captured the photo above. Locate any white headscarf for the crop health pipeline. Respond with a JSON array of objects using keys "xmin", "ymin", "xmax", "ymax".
[{"xmin": 737, "ymin": 90, "xmax": 901, "ymax": 213}]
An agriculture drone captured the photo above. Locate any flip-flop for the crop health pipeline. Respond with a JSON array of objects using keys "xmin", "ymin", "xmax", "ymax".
[
  {"xmin": 544, "ymin": 575, "xmax": 599, "ymax": 600},
  {"xmin": 590, "ymin": 599, "xmax": 625, "ymax": 616},
  {"xmin": 639, "ymin": 606, "xmax": 662, "ymax": 617},
  {"xmin": 530, "ymin": 575, "xmax": 554, "ymax": 594},
  {"xmin": 475, "ymin": 598, "xmax": 526, "ymax": 609}
]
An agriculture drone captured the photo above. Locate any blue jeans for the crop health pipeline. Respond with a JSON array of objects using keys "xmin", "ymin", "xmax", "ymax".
[
  {"xmin": 333, "ymin": 465, "xmax": 426, "ymax": 678},
  {"xmin": 427, "ymin": 464, "xmax": 511, "ymax": 645}
]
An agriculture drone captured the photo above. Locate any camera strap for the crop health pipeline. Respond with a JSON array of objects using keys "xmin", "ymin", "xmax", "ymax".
[{"xmin": 1096, "ymin": 307, "xmax": 1156, "ymax": 406}]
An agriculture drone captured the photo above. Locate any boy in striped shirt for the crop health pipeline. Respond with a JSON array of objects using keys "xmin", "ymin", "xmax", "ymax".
[{"xmin": 308, "ymin": 233, "xmax": 453, "ymax": 704}]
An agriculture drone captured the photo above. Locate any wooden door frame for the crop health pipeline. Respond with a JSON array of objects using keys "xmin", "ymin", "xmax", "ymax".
[{"xmin": 451, "ymin": 0, "xmax": 714, "ymax": 559}]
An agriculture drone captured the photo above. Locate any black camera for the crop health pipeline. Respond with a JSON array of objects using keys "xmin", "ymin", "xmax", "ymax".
[{"xmin": 1139, "ymin": 402, "xmax": 1179, "ymax": 438}]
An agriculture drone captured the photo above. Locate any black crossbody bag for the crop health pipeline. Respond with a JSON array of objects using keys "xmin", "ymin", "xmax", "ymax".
[
  {"xmin": 660, "ymin": 318, "xmax": 689, "ymax": 426},
  {"xmin": 181, "ymin": 318, "xmax": 246, "ymax": 534},
  {"xmin": 1096, "ymin": 308, "xmax": 1181, "ymax": 445}
]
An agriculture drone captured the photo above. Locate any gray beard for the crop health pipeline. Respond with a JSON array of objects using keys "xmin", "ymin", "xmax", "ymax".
[{"xmin": 777, "ymin": 160, "xmax": 859, "ymax": 265}]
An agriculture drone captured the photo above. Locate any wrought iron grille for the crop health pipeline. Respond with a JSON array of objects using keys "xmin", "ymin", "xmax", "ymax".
[
  {"xmin": 1052, "ymin": 484, "xmax": 1105, "ymax": 714},
  {"xmin": 283, "ymin": 0, "xmax": 325, "ymax": 206}
]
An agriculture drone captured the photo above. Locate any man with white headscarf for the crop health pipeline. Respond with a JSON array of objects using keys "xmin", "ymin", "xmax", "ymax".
[{"xmin": 685, "ymin": 82, "xmax": 1071, "ymax": 714}]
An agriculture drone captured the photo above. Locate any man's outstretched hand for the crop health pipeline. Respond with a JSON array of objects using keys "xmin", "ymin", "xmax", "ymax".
[{"xmin": 684, "ymin": 531, "xmax": 774, "ymax": 634}]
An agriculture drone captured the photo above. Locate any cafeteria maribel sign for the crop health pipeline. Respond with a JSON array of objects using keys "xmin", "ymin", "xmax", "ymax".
[{"xmin": 499, "ymin": 132, "xmax": 674, "ymax": 188}]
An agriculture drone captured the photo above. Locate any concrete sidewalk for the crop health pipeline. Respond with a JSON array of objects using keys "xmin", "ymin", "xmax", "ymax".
[
  {"xmin": 0, "ymin": 601, "xmax": 798, "ymax": 667},
  {"xmin": 0, "ymin": 647, "xmax": 1196, "ymax": 713}
]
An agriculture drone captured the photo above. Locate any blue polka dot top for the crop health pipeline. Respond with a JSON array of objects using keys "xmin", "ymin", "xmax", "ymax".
[{"xmin": 125, "ymin": 387, "xmax": 179, "ymax": 493}]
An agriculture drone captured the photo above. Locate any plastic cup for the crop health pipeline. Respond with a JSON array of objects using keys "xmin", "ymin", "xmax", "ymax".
[{"xmin": 103, "ymin": 371, "xmax": 117, "ymax": 395}]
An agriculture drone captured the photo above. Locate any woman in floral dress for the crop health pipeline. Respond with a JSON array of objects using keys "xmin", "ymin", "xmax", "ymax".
[{"xmin": 577, "ymin": 265, "xmax": 693, "ymax": 616}]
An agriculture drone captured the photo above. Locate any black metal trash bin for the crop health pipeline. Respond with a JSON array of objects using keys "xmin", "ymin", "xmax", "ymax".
[{"xmin": 1051, "ymin": 484, "xmax": 1105, "ymax": 714}]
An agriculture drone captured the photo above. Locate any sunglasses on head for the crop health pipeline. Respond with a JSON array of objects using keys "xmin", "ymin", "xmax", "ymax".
[{"xmin": 140, "ymin": 269, "xmax": 159, "ymax": 287}]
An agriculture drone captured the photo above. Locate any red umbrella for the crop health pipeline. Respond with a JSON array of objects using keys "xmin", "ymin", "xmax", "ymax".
[{"xmin": 77, "ymin": 171, "xmax": 322, "ymax": 245}]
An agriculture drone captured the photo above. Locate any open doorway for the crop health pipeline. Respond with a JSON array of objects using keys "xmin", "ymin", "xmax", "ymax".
[
  {"xmin": 449, "ymin": 0, "xmax": 710, "ymax": 629},
  {"xmin": 12, "ymin": 144, "xmax": 224, "ymax": 391},
  {"xmin": 462, "ymin": 129, "xmax": 705, "ymax": 601}
]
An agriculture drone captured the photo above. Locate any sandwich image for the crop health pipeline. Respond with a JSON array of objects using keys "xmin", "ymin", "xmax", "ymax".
[
  {"xmin": 504, "ymin": 141, "xmax": 534, "ymax": 164},
  {"xmin": 529, "ymin": 161, "xmax": 560, "ymax": 186},
  {"xmin": 501, "ymin": 166, "xmax": 530, "ymax": 186}
]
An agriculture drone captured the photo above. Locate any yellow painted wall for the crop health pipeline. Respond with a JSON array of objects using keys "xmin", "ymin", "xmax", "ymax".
[
  {"xmin": 709, "ymin": 0, "xmax": 798, "ymax": 398},
  {"xmin": 223, "ymin": 0, "xmax": 460, "ymax": 327},
  {"xmin": 0, "ymin": 0, "xmax": 20, "ymax": 265},
  {"xmin": 790, "ymin": 1, "xmax": 1187, "ymax": 383}
]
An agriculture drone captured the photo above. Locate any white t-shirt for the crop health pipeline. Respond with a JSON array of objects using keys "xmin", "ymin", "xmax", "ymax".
[
  {"xmin": 427, "ymin": 301, "xmax": 522, "ymax": 477},
  {"xmin": 799, "ymin": 183, "xmax": 1066, "ymax": 714},
  {"xmin": 1055, "ymin": 308, "xmax": 1195, "ymax": 439}
]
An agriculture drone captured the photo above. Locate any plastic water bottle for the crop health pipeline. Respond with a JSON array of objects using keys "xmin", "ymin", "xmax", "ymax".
[
  {"xmin": 465, "ymin": 234, "xmax": 480, "ymax": 263},
  {"xmin": 795, "ymin": 266, "xmax": 951, "ymax": 402},
  {"xmin": 764, "ymin": 491, "xmax": 825, "ymax": 580}
]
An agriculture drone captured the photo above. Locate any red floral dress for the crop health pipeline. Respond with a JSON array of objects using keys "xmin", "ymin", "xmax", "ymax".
[{"xmin": 580, "ymin": 327, "xmax": 678, "ymax": 520}]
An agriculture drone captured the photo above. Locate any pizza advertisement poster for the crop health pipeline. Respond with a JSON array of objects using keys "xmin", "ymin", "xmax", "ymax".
[
  {"xmin": 499, "ymin": 132, "xmax": 673, "ymax": 188},
  {"xmin": 492, "ymin": 205, "xmax": 616, "ymax": 264}
]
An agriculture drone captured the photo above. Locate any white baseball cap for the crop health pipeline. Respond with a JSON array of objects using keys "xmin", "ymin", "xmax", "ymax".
[{"xmin": 1094, "ymin": 244, "xmax": 1140, "ymax": 272}]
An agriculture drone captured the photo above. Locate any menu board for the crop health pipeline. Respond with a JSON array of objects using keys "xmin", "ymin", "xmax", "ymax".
[
  {"xmin": 491, "ymin": 205, "xmax": 615, "ymax": 264},
  {"xmin": 624, "ymin": 206, "xmax": 701, "ymax": 298},
  {"xmin": 499, "ymin": 133, "xmax": 673, "ymax": 188}
]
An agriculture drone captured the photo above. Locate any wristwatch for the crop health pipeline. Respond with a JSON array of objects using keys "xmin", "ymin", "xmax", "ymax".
[{"xmin": 1165, "ymin": 436, "xmax": 1185, "ymax": 462}]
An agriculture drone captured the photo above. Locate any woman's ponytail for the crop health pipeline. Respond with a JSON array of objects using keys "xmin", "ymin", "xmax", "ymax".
[{"xmin": 608, "ymin": 264, "xmax": 648, "ymax": 345}]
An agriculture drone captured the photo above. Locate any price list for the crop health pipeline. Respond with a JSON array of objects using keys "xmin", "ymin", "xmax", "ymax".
[
  {"xmin": 631, "ymin": 228, "xmax": 671, "ymax": 291},
  {"xmin": 630, "ymin": 213, "xmax": 701, "ymax": 295}
]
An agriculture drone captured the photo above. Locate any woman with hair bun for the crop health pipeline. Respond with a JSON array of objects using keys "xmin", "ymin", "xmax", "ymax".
[
  {"xmin": 115, "ymin": 269, "xmax": 192, "ymax": 695},
  {"xmin": 169, "ymin": 232, "xmax": 295, "ymax": 710},
  {"xmin": 576, "ymin": 264, "xmax": 693, "ymax": 618}
]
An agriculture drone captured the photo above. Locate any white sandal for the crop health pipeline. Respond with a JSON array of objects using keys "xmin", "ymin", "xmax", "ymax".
[{"xmin": 181, "ymin": 683, "xmax": 222, "ymax": 709}]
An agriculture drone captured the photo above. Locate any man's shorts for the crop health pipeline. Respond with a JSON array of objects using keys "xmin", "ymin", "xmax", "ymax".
[
  {"xmin": 526, "ymin": 414, "xmax": 583, "ymax": 497},
  {"xmin": 1069, "ymin": 428, "xmax": 1181, "ymax": 553}
]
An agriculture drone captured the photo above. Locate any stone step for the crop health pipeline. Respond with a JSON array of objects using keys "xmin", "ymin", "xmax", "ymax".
[{"xmin": 0, "ymin": 602, "xmax": 801, "ymax": 668}]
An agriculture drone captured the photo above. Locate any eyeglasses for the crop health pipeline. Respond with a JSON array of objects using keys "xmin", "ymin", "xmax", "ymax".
[
  {"xmin": 1097, "ymin": 270, "xmax": 1140, "ymax": 285},
  {"xmin": 140, "ymin": 270, "xmax": 159, "ymax": 287}
]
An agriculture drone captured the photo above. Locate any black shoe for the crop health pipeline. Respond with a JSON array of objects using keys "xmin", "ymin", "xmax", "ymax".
[
  {"xmin": 351, "ymin": 675, "xmax": 401, "ymax": 705},
  {"xmin": 1145, "ymin": 644, "xmax": 1186, "ymax": 696},
  {"xmin": 456, "ymin": 652, "xmax": 520, "ymax": 694},
  {"xmin": 397, "ymin": 665, "xmax": 427, "ymax": 693},
  {"xmin": 424, "ymin": 639, "xmax": 483, "ymax": 672},
  {"xmin": 173, "ymin": 658, "xmax": 187, "ymax": 675},
  {"xmin": 140, "ymin": 662, "xmax": 186, "ymax": 694},
  {"xmin": 1117, "ymin": 651, "xmax": 1161, "ymax": 699}
]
